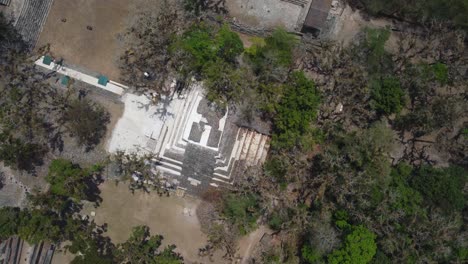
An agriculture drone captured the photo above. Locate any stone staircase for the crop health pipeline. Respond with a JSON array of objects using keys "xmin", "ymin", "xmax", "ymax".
[
  {"xmin": 149, "ymin": 85, "xmax": 271, "ymax": 192},
  {"xmin": 212, "ymin": 128, "xmax": 270, "ymax": 184},
  {"xmin": 14, "ymin": 0, "xmax": 54, "ymax": 49},
  {"xmin": 153, "ymin": 87, "xmax": 201, "ymax": 177}
]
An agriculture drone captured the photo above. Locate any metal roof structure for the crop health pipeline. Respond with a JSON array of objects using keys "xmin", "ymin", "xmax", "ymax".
[
  {"xmin": 42, "ymin": 55, "xmax": 52, "ymax": 65},
  {"xmin": 303, "ymin": 0, "xmax": 332, "ymax": 31},
  {"xmin": 98, "ymin": 75, "xmax": 109, "ymax": 86}
]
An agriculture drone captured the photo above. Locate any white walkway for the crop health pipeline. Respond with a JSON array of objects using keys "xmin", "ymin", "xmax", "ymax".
[{"xmin": 34, "ymin": 56, "xmax": 127, "ymax": 95}]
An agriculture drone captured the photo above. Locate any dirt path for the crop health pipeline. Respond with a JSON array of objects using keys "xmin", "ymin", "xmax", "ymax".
[{"xmin": 237, "ymin": 225, "xmax": 271, "ymax": 263}]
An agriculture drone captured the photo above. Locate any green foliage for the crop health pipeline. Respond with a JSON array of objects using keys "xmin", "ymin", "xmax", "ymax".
[
  {"xmin": 389, "ymin": 163, "xmax": 424, "ymax": 216},
  {"xmin": 0, "ymin": 132, "xmax": 46, "ymax": 171},
  {"xmin": 202, "ymin": 59, "xmax": 245, "ymax": 103},
  {"xmin": 222, "ymin": 193, "xmax": 260, "ymax": 234},
  {"xmin": 216, "ymin": 24, "xmax": 244, "ymax": 62},
  {"xmin": 431, "ymin": 62, "xmax": 449, "ymax": 84},
  {"xmin": 246, "ymin": 28, "xmax": 297, "ymax": 80},
  {"xmin": 174, "ymin": 23, "xmax": 244, "ymax": 102},
  {"xmin": 301, "ymin": 245, "xmax": 322, "ymax": 263},
  {"xmin": 263, "ymin": 28, "xmax": 298, "ymax": 66},
  {"xmin": 46, "ymin": 159, "xmax": 101, "ymax": 202},
  {"xmin": 116, "ymin": 225, "xmax": 183, "ymax": 264},
  {"xmin": 364, "ymin": 28, "xmax": 391, "ymax": 75},
  {"xmin": 410, "ymin": 165, "xmax": 466, "ymax": 212},
  {"xmin": 462, "ymin": 127, "xmax": 468, "ymax": 139},
  {"xmin": 0, "ymin": 207, "xmax": 20, "ymax": 239},
  {"xmin": 327, "ymin": 226, "xmax": 377, "ymax": 264},
  {"xmin": 370, "ymin": 77, "xmax": 405, "ymax": 115},
  {"xmin": 268, "ymin": 210, "xmax": 289, "ymax": 231},
  {"xmin": 457, "ymin": 247, "xmax": 468, "ymax": 261},
  {"xmin": 361, "ymin": 28, "xmax": 405, "ymax": 115},
  {"xmin": 177, "ymin": 23, "xmax": 217, "ymax": 71},
  {"xmin": 17, "ymin": 209, "xmax": 63, "ymax": 244},
  {"xmin": 245, "ymin": 37, "xmax": 266, "ymax": 56},
  {"xmin": 334, "ymin": 210, "xmax": 351, "ymax": 230},
  {"xmin": 264, "ymin": 155, "xmax": 289, "ymax": 183},
  {"xmin": 271, "ymin": 71, "xmax": 320, "ymax": 150},
  {"xmin": 183, "ymin": 0, "xmax": 204, "ymax": 15},
  {"xmin": 176, "ymin": 23, "xmax": 242, "ymax": 72}
]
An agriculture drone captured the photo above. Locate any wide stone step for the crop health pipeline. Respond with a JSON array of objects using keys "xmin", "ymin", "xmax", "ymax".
[
  {"xmin": 245, "ymin": 132, "xmax": 262, "ymax": 165},
  {"xmin": 239, "ymin": 130, "xmax": 254, "ymax": 160},
  {"xmin": 155, "ymin": 163, "xmax": 181, "ymax": 177}
]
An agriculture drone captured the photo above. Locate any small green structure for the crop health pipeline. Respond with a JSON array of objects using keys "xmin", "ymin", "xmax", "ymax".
[
  {"xmin": 43, "ymin": 55, "xmax": 52, "ymax": 65},
  {"xmin": 61, "ymin": 75, "xmax": 70, "ymax": 86},
  {"xmin": 98, "ymin": 75, "xmax": 109, "ymax": 86}
]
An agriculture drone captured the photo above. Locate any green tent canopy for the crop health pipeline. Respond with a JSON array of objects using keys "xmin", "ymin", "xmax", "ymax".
[
  {"xmin": 98, "ymin": 75, "xmax": 109, "ymax": 86},
  {"xmin": 61, "ymin": 75, "xmax": 70, "ymax": 86},
  {"xmin": 43, "ymin": 55, "xmax": 52, "ymax": 65}
]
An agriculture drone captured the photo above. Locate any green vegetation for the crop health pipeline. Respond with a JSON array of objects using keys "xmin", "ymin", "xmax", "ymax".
[
  {"xmin": 410, "ymin": 165, "xmax": 466, "ymax": 212},
  {"xmin": 0, "ymin": 159, "xmax": 182, "ymax": 263},
  {"xmin": 388, "ymin": 163, "xmax": 423, "ymax": 215},
  {"xmin": 362, "ymin": 28, "xmax": 406, "ymax": 115},
  {"xmin": 116, "ymin": 225, "xmax": 183, "ymax": 264},
  {"xmin": 370, "ymin": 77, "xmax": 405, "ymax": 115},
  {"xmin": 1, "ymin": 3, "xmax": 466, "ymax": 263},
  {"xmin": 327, "ymin": 226, "xmax": 377, "ymax": 264},
  {"xmin": 0, "ymin": 133, "xmax": 46, "ymax": 171},
  {"xmin": 173, "ymin": 23, "xmax": 244, "ymax": 103},
  {"xmin": 46, "ymin": 159, "xmax": 102, "ymax": 201},
  {"xmin": 364, "ymin": 28, "xmax": 392, "ymax": 75},
  {"xmin": 222, "ymin": 193, "xmax": 260, "ymax": 234},
  {"xmin": 271, "ymin": 71, "xmax": 320, "ymax": 150},
  {"xmin": 247, "ymin": 28, "xmax": 298, "ymax": 72},
  {"xmin": 301, "ymin": 245, "xmax": 322, "ymax": 264}
]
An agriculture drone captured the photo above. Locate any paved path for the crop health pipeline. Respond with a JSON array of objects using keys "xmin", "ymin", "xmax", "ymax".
[{"xmin": 34, "ymin": 56, "xmax": 127, "ymax": 95}]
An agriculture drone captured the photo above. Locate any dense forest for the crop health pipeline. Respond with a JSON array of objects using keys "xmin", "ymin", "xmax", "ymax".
[{"xmin": 0, "ymin": 0, "xmax": 467, "ymax": 263}]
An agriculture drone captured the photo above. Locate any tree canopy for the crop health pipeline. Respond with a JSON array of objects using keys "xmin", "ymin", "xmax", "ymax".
[
  {"xmin": 327, "ymin": 225, "xmax": 377, "ymax": 264},
  {"xmin": 271, "ymin": 71, "xmax": 320, "ymax": 150}
]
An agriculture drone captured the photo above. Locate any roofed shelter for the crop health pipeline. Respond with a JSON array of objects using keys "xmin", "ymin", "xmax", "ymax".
[
  {"xmin": 302, "ymin": 0, "xmax": 332, "ymax": 34},
  {"xmin": 42, "ymin": 55, "xmax": 53, "ymax": 65},
  {"xmin": 98, "ymin": 75, "xmax": 109, "ymax": 86}
]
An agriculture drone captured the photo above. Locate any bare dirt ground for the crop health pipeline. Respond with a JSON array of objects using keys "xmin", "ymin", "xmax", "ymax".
[
  {"xmin": 87, "ymin": 182, "xmax": 211, "ymax": 263},
  {"xmin": 36, "ymin": 0, "xmax": 164, "ymax": 81},
  {"xmin": 36, "ymin": 0, "xmax": 130, "ymax": 80},
  {"xmin": 226, "ymin": 0, "xmax": 303, "ymax": 31},
  {"xmin": 51, "ymin": 250, "xmax": 74, "ymax": 264},
  {"xmin": 0, "ymin": 164, "xmax": 29, "ymax": 208}
]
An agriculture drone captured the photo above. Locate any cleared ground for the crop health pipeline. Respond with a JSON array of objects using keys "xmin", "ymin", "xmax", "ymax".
[
  {"xmin": 36, "ymin": 0, "xmax": 162, "ymax": 81},
  {"xmin": 36, "ymin": 0, "xmax": 130, "ymax": 80},
  {"xmin": 226, "ymin": 0, "xmax": 303, "ymax": 31},
  {"xmin": 88, "ymin": 182, "xmax": 210, "ymax": 263}
]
